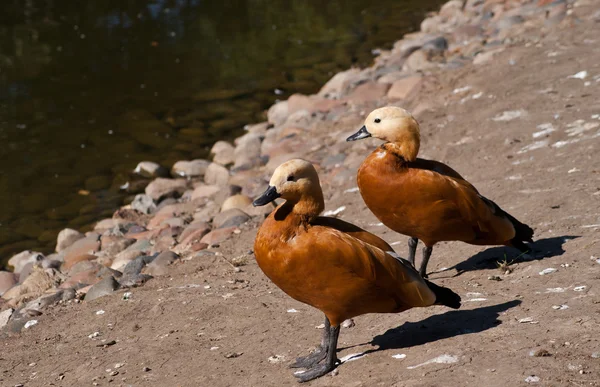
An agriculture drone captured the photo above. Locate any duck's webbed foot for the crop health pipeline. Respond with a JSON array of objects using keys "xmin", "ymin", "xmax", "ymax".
[
  {"xmin": 294, "ymin": 324, "xmax": 341, "ymax": 383},
  {"xmin": 289, "ymin": 316, "xmax": 331, "ymax": 368},
  {"xmin": 294, "ymin": 362, "xmax": 338, "ymax": 383},
  {"xmin": 289, "ymin": 347, "xmax": 327, "ymax": 369}
]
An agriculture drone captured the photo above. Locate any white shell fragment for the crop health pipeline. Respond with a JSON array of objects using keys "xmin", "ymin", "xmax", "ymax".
[
  {"xmin": 323, "ymin": 206, "xmax": 346, "ymax": 216},
  {"xmin": 407, "ymin": 354, "xmax": 458, "ymax": 369}
]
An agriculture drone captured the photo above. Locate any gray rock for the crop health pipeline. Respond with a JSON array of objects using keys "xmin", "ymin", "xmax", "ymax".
[
  {"xmin": 111, "ymin": 239, "xmax": 152, "ymax": 271},
  {"xmin": 145, "ymin": 178, "xmax": 188, "ymax": 201},
  {"xmin": 56, "ymin": 228, "xmax": 85, "ymax": 252},
  {"xmin": 421, "ymin": 36, "xmax": 448, "ymax": 55},
  {"xmin": 8, "ymin": 251, "xmax": 45, "ymax": 274},
  {"xmin": 233, "ymin": 134, "xmax": 263, "ymax": 170},
  {"xmin": 131, "ymin": 194, "xmax": 157, "ymax": 214},
  {"xmin": 171, "ymin": 159, "xmax": 211, "ymax": 178},
  {"xmin": 85, "ymin": 276, "xmax": 120, "ymax": 301},
  {"xmin": 204, "ymin": 163, "xmax": 230, "ymax": 187},
  {"xmin": 133, "ymin": 161, "xmax": 169, "ymax": 178},
  {"xmin": 145, "ymin": 251, "xmax": 179, "ymax": 276},
  {"xmin": 120, "ymin": 255, "xmax": 156, "ymax": 287},
  {"xmin": 213, "ymin": 208, "xmax": 251, "ymax": 229}
]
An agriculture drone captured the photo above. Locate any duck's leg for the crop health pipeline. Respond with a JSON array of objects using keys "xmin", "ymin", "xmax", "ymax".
[
  {"xmin": 407, "ymin": 237, "xmax": 419, "ymax": 266},
  {"xmin": 289, "ymin": 317, "xmax": 330, "ymax": 368},
  {"xmin": 419, "ymin": 245, "xmax": 433, "ymax": 278},
  {"xmin": 294, "ymin": 323, "xmax": 341, "ymax": 383}
]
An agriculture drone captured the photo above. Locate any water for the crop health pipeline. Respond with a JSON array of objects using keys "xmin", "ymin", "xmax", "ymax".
[{"xmin": 0, "ymin": 0, "xmax": 444, "ymax": 264}]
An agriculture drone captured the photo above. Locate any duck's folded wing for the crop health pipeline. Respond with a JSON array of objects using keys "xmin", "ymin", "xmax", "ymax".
[
  {"xmin": 311, "ymin": 227, "xmax": 437, "ymax": 308},
  {"xmin": 313, "ymin": 216, "xmax": 394, "ymax": 253}
]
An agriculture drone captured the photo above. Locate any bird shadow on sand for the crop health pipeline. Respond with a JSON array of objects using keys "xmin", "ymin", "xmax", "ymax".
[
  {"xmin": 447, "ymin": 236, "xmax": 579, "ymax": 275},
  {"xmin": 338, "ymin": 300, "xmax": 521, "ymax": 359}
]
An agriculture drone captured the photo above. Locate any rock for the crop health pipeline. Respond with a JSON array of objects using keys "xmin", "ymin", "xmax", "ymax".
[
  {"xmin": 85, "ymin": 276, "xmax": 120, "ymax": 301},
  {"xmin": 63, "ymin": 253, "xmax": 97, "ymax": 272},
  {"xmin": 2, "ymin": 266, "xmax": 59, "ymax": 301},
  {"xmin": 100, "ymin": 235, "xmax": 136, "ymax": 257},
  {"xmin": 110, "ymin": 239, "xmax": 152, "ymax": 271},
  {"xmin": 191, "ymin": 184, "xmax": 222, "ymax": 200},
  {"xmin": 388, "ymin": 75, "xmax": 424, "ymax": 100},
  {"xmin": 243, "ymin": 203, "xmax": 275, "ymax": 218},
  {"xmin": 144, "ymin": 251, "xmax": 179, "ymax": 276},
  {"xmin": 497, "ymin": 15, "xmax": 525, "ymax": 30},
  {"xmin": 473, "ymin": 47, "xmax": 505, "ymax": 65},
  {"xmin": 421, "ymin": 36, "xmax": 448, "ymax": 56},
  {"xmin": 131, "ymin": 194, "xmax": 157, "ymax": 214},
  {"xmin": 244, "ymin": 122, "xmax": 271, "ymax": 135},
  {"xmin": 60, "ymin": 268, "xmax": 101, "ymax": 289},
  {"xmin": 318, "ymin": 68, "xmax": 362, "ymax": 99},
  {"xmin": 213, "ymin": 209, "xmax": 251, "ymax": 229},
  {"xmin": 420, "ymin": 15, "xmax": 443, "ymax": 34},
  {"xmin": 62, "ymin": 235, "xmax": 101, "ymax": 264},
  {"xmin": 120, "ymin": 255, "xmax": 155, "ymax": 287},
  {"xmin": 0, "ymin": 308, "xmax": 13, "ymax": 329},
  {"xmin": 233, "ymin": 134, "xmax": 263, "ymax": 170},
  {"xmin": 179, "ymin": 222, "xmax": 212, "ymax": 246},
  {"xmin": 94, "ymin": 218, "xmax": 129, "ymax": 231},
  {"xmin": 171, "ymin": 159, "xmax": 211, "ymax": 178},
  {"xmin": 287, "ymin": 94, "xmax": 314, "ymax": 115},
  {"xmin": 193, "ymin": 200, "xmax": 220, "ymax": 223},
  {"xmin": 133, "ymin": 161, "xmax": 169, "ymax": 178},
  {"xmin": 0, "ymin": 271, "xmax": 17, "ymax": 296},
  {"xmin": 346, "ymin": 82, "xmax": 390, "ymax": 104},
  {"xmin": 200, "ymin": 227, "xmax": 238, "ymax": 246},
  {"xmin": 56, "ymin": 228, "xmax": 85, "ymax": 252},
  {"xmin": 211, "ymin": 141, "xmax": 236, "ymax": 166},
  {"xmin": 378, "ymin": 71, "xmax": 408, "ymax": 84},
  {"xmin": 8, "ymin": 251, "xmax": 44, "ymax": 274},
  {"xmin": 145, "ymin": 178, "xmax": 188, "ymax": 201},
  {"xmin": 25, "ymin": 288, "xmax": 76, "ymax": 311},
  {"xmin": 403, "ymin": 50, "xmax": 436, "ymax": 72},
  {"xmin": 267, "ymin": 100, "xmax": 289, "ymax": 126},
  {"xmin": 204, "ymin": 163, "xmax": 230, "ymax": 186},
  {"xmin": 221, "ymin": 195, "xmax": 253, "ymax": 212}
]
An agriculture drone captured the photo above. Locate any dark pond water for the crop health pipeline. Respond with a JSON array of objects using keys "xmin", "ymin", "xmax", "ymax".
[{"xmin": 0, "ymin": 0, "xmax": 444, "ymax": 264}]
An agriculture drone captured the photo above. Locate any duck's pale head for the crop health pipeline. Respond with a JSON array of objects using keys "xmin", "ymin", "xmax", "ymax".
[
  {"xmin": 346, "ymin": 106, "xmax": 421, "ymax": 161},
  {"xmin": 253, "ymin": 159, "xmax": 324, "ymax": 215}
]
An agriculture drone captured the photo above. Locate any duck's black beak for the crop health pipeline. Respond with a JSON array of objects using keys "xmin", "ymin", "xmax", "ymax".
[
  {"xmin": 252, "ymin": 186, "xmax": 281, "ymax": 206},
  {"xmin": 346, "ymin": 126, "xmax": 371, "ymax": 142}
]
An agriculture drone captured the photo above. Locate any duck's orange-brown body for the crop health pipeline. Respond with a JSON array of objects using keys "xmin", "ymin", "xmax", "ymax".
[
  {"xmin": 357, "ymin": 145, "xmax": 516, "ymax": 248},
  {"xmin": 253, "ymin": 202, "xmax": 436, "ymax": 326}
]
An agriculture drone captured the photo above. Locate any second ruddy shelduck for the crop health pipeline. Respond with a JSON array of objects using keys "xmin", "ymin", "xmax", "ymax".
[
  {"xmin": 347, "ymin": 106, "xmax": 534, "ymax": 277},
  {"xmin": 252, "ymin": 159, "xmax": 461, "ymax": 383}
]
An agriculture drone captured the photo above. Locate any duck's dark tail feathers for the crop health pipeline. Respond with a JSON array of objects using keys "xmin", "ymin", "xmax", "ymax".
[
  {"xmin": 426, "ymin": 280, "xmax": 461, "ymax": 309},
  {"xmin": 481, "ymin": 196, "xmax": 534, "ymax": 250}
]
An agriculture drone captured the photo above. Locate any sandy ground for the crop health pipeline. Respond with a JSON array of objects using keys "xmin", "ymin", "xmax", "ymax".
[{"xmin": 2, "ymin": 3, "xmax": 600, "ymax": 387}]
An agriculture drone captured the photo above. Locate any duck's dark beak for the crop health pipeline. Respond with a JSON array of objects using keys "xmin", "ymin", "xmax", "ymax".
[
  {"xmin": 346, "ymin": 126, "xmax": 371, "ymax": 142},
  {"xmin": 252, "ymin": 186, "xmax": 281, "ymax": 206}
]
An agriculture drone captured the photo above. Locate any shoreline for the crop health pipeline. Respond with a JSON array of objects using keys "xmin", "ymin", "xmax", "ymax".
[
  {"xmin": 0, "ymin": 0, "xmax": 579, "ymax": 319},
  {"xmin": 2, "ymin": 0, "xmax": 600, "ymax": 384}
]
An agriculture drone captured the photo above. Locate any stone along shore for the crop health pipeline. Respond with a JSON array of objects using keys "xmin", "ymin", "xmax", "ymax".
[{"xmin": 0, "ymin": 0, "xmax": 589, "ymax": 332}]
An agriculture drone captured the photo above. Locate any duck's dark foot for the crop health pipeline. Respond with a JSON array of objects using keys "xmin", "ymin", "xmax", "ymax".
[
  {"xmin": 289, "ymin": 347, "xmax": 327, "ymax": 369},
  {"xmin": 294, "ymin": 362, "xmax": 338, "ymax": 383}
]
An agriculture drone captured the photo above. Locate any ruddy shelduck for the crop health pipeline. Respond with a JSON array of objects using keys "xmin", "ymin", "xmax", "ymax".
[
  {"xmin": 347, "ymin": 106, "xmax": 534, "ymax": 277},
  {"xmin": 252, "ymin": 159, "xmax": 461, "ymax": 382}
]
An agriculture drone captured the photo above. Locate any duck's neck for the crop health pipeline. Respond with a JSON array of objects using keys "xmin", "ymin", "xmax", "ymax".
[
  {"xmin": 383, "ymin": 139, "xmax": 419, "ymax": 162},
  {"xmin": 278, "ymin": 192, "xmax": 325, "ymax": 225}
]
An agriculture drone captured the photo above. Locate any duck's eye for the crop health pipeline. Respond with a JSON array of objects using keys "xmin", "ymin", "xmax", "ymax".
[
  {"xmin": 374, "ymin": 118, "xmax": 381, "ymax": 123},
  {"xmin": 287, "ymin": 175, "xmax": 294, "ymax": 182}
]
